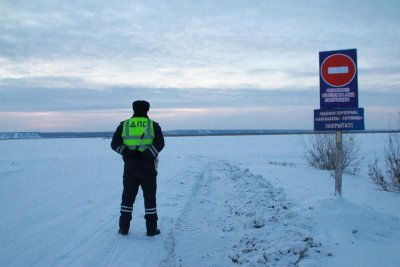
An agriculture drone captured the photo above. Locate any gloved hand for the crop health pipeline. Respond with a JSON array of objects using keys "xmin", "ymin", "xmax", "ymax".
[
  {"xmin": 143, "ymin": 148, "xmax": 156, "ymax": 160},
  {"xmin": 122, "ymin": 147, "xmax": 142, "ymax": 158},
  {"xmin": 130, "ymin": 149, "xmax": 143, "ymax": 158}
]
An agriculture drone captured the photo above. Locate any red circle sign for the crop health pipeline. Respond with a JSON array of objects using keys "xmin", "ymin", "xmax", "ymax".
[{"xmin": 321, "ymin": 53, "xmax": 356, "ymax": 87}]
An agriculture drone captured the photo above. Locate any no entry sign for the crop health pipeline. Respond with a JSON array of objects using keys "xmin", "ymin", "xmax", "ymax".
[
  {"xmin": 319, "ymin": 49, "xmax": 358, "ymax": 109},
  {"xmin": 315, "ymin": 48, "xmax": 364, "ymax": 131},
  {"xmin": 321, "ymin": 53, "xmax": 356, "ymax": 87}
]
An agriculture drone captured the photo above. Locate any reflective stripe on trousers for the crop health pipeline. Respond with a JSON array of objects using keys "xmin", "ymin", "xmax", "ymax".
[
  {"xmin": 145, "ymin": 207, "xmax": 157, "ymax": 215},
  {"xmin": 121, "ymin": 205, "xmax": 133, "ymax": 213}
]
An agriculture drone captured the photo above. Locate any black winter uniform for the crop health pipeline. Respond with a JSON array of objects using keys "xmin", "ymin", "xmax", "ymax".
[{"xmin": 111, "ymin": 115, "xmax": 165, "ymax": 234}]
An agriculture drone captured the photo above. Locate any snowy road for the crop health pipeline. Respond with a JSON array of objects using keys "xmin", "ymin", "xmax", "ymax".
[{"xmin": 1, "ymin": 135, "xmax": 399, "ymax": 266}]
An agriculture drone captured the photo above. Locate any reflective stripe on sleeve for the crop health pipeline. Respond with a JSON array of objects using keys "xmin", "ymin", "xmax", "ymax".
[
  {"xmin": 149, "ymin": 145, "xmax": 158, "ymax": 157},
  {"xmin": 116, "ymin": 145, "xmax": 126, "ymax": 154}
]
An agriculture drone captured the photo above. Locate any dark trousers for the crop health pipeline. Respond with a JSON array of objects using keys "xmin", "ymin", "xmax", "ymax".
[{"xmin": 119, "ymin": 164, "xmax": 158, "ymax": 233}]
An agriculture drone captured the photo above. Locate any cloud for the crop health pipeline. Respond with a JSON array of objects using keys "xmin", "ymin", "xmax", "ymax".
[
  {"xmin": 1, "ymin": 0, "xmax": 399, "ymax": 89},
  {"xmin": 0, "ymin": 0, "xmax": 399, "ymax": 131},
  {"xmin": 1, "ymin": 78, "xmax": 399, "ymax": 112}
]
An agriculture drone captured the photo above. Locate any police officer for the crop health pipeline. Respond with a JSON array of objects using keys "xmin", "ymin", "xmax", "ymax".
[{"xmin": 111, "ymin": 100, "xmax": 165, "ymax": 236}]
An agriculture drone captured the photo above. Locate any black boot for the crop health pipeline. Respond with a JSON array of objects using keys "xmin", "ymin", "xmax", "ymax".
[
  {"xmin": 146, "ymin": 228, "xmax": 160, "ymax": 236},
  {"xmin": 146, "ymin": 220, "xmax": 160, "ymax": 236},
  {"xmin": 118, "ymin": 228, "xmax": 129, "ymax": 236},
  {"xmin": 119, "ymin": 212, "xmax": 131, "ymax": 236}
]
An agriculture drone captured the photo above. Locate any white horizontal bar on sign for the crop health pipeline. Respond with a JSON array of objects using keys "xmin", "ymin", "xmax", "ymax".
[{"xmin": 328, "ymin": 66, "xmax": 349, "ymax": 74}]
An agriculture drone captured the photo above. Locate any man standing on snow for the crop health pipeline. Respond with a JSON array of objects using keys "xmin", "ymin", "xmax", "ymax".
[{"xmin": 111, "ymin": 100, "xmax": 165, "ymax": 236}]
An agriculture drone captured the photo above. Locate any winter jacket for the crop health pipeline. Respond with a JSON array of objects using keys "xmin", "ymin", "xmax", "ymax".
[{"xmin": 111, "ymin": 115, "xmax": 165, "ymax": 171}]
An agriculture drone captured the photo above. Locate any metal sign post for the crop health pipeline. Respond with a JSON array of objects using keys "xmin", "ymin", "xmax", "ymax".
[{"xmin": 335, "ymin": 131, "xmax": 343, "ymax": 196}]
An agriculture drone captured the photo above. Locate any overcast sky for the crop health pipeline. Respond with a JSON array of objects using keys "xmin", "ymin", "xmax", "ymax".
[{"xmin": 1, "ymin": 0, "xmax": 399, "ymax": 131}]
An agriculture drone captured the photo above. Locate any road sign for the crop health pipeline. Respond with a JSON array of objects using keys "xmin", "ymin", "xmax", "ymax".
[
  {"xmin": 321, "ymin": 53, "xmax": 356, "ymax": 87},
  {"xmin": 315, "ymin": 49, "xmax": 364, "ymax": 197},
  {"xmin": 314, "ymin": 108, "xmax": 365, "ymax": 131},
  {"xmin": 319, "ymin": 49, "xmax": 358, "ymax": 109}
]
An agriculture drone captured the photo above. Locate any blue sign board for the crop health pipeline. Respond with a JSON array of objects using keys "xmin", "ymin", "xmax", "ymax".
[
  {"xmin": 319, "ymin": 49, "xmax": 358, "ymax": 110},
  {"xmin": 314, "ymin": 108, "xmax": 365, "ymax": 131}
]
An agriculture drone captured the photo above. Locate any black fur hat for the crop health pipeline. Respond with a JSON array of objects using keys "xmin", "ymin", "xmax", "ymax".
[{"xmin": 132, "ymin": 100, "xmax": 150, "ymax": 115}]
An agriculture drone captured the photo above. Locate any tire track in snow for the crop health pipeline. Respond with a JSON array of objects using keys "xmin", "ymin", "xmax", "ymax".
[
  {"xmin": 49, "ymin": 215, "xmax": 120, "ymax": 267},
  {"xmin": 93, "ymin": 231, "xmax": 123, "ymax": 267},
  {"xmin": 159, "ymin": 167, "xmax": 208, "ymax": 266},
  {"xmin": 157, "ymin": 218, "xmax": 176, "ymax": 267},
  {"xmin": 173, "ymin": 162, "xmax": 234, "ymax": 266},
  {"xmin": 160, "ymin": 160, "xmax": 245, "ymax": 266}
]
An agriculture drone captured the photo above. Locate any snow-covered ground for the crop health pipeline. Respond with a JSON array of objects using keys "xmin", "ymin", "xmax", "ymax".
[{"xmin": 0, "ymin": 134, "xmax": 399, "ymax": 266}]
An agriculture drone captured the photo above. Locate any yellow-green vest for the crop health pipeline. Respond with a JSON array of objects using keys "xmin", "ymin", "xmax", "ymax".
[{"xmin": 121, "ymin": 117, "xmax": 155, "ymax": 152}]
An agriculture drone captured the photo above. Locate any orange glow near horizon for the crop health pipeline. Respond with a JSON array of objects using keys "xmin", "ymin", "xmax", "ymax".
[{"xmin": 0, "ymin": 105, "xmax": 399, "ymax": 132}]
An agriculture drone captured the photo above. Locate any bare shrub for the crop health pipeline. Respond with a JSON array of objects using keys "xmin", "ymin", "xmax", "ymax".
[
  {"xmin": 386, "ymin": 132, "xmax": 400, "ymax": 190},
  {"xmin": 370, "ymin": 131, "xmax": 400, "ymax": 192},
  {"xmin": 304, "ymin": 133, "xmax": 360, "ymax": 175},
  {"xmin": 368, "ymin": 159, "xmax": 390, "ymax": 191}
]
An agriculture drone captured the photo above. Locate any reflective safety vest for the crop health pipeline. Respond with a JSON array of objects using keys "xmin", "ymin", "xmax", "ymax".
[{"xmin": 121, "ymin": 117, "xmax": 155, "ymax": 152}]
